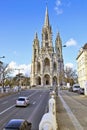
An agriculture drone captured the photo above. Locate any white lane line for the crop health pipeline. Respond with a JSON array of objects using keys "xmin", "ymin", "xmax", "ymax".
[
  {"xmin": 2, "ymin": 101, "xmax": 8, "ymax": 104},
  {"xmin": 0, "ymin": 104, "xmax": 15, "ymax": 115},
  {"xmin": 59, "ymin": 92, "xmax": 83, "ymax": 130},
  {"xmin": 33, "ymin": 101, "xmax": 36, "ymax": 104},
  {"xmin": 28, "ymin": 91, "xmax": 38, "ymax": 97}
]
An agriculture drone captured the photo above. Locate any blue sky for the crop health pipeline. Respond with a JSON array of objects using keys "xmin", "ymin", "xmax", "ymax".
[{"xmin": 0, "ymin": 0, "xmax": 87, "ymax": 76}]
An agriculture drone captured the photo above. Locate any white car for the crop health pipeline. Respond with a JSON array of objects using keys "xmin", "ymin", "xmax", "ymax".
[
  {"xmin": 72, "ymin": 84, "xmax": 80, "ymax": 92},
  {"xmin": 16, "ymin": 96, "xmax": 29, "ymax": 107}
]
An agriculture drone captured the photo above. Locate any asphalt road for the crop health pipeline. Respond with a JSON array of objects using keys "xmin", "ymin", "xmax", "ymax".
[
  {"xmin": 0, "ymin": 89, "xmax": 50, "ymax": 130},
  {"xmin": 57, "ymin": 90, "xmax": 87, "ymax": 130}
]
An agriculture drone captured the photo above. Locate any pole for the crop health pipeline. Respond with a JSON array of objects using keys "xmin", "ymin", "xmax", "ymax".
[
  {"xmin": 15, "ymin": 68, "xmax": 24, "ymax": 91},
  {"xmin": 0, "ymin": 56, "xmax": 5, "ymax": 93}
]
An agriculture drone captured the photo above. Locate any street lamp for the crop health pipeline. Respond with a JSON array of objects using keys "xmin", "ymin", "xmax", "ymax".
[
  {"xmin": 0, "ymin": 56, "xmax": 5, "ymax": 66},
  {"xmin": 0, "ymin": 56, "xmax": 5, "ymax": 92},
  {"xmin": 0, "ymin": 56, "xmax": 5, "ymax": 72},
  {"xmin": 0, "ymin": 55, "xmax": 4, "ymax": 60},
  {"xmin": 0, "ymin": 56, "xmax": 5, "ymax": 64},
  {"xmin": 58, "ymin": 45, "xmax": 67, "ymax": 87},
  {"xmin": 15, "ymin": 68, "xmax": 24, "ymax": 90},
  {"xmin": 62, "ymin": 45, "xmax": 67, "ymax": 47}
]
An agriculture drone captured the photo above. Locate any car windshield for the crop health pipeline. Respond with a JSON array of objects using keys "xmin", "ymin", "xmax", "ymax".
[
  {"xmin": 74, "ymin": 86, "xmax": 80, "ymax": 88},
  {"xmin": 18, "ymin": 98, "xmax": 25, "ymax": 101},
  {"xmin": 4, "ymin": 129, "xmax": 19, "ymax": 130}
]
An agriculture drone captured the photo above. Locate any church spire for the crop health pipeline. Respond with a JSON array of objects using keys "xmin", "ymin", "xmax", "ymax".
[
  {"xmin": 44, "ymin": 6, "xmax": 49, "ymax": 27},
  {"xmin": 34, "ymin": 32, "xmax": 38, "ymax": 39},
  {"xmin": 55, "ymin": 32, "xmax": 62, "ymax": 58},
  {"xmin": 56, "ymin": 32, "xmax": 62, "ymax": 44}
]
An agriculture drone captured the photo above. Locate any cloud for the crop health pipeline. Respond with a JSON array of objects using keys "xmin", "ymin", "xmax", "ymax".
[
  {"xmin": 65, "ymin": 38, "xmax": 77, "ymax": 47},
  {"xmin": 54, "ymin": 0, "xmax": 63, "ymax": 15},
  {"xmin": 65, "ymin": 63, "xmax": 74, "ymax": 68},
  {"xmin": 54, "ymin": 0, "xmax": 71, "ymax": 15},
  {"xmin": 8, "ymin": 61, "xmax": 31, "ymax": 77}
]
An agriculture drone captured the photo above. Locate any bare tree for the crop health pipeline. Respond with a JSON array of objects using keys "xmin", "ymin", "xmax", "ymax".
[
  {"xmin": 0, "ymin": 62, "xmax": 13, "ymax": 91},
  {"xmin": 64, "ymin": 66, "xmax": 78, "ymax": 86}
]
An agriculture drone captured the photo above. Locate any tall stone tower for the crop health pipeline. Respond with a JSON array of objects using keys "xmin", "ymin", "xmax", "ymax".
[{"xmin": 30, "ymin": 7, "xmax": 64, "ymax": 87}]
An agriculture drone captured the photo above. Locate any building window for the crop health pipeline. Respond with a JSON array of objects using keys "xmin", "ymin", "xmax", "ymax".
[
  {"xmin": 45, "ymin": 42, "xmax": 48, "ymax": 47},
  {"xmin": 45, "ymin": 32, "xmax": 48, "ymax": 40}
]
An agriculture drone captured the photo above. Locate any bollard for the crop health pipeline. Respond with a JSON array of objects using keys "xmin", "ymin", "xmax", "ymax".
[
  {"xmin": 50, "ymin": 91, "xmax": 56, "ymax": 96},
  {"xmin": 49, "ymin": 96, "xmax": 56, "ymax": 116},
  {"xmin": 39, "ymin": 112, "xmax": 57, "ymax": 130}
]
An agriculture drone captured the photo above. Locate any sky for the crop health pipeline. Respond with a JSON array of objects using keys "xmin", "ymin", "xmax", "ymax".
[{"xmin": 0, "ymin": 0, "xmax": 87, "ymax": 76}]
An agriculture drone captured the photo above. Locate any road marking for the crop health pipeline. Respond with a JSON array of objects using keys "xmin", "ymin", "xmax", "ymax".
[
  {"xmin": 0, "ymin": 104, "xmax": 15, "ymax": 115},
  {"xmin": 59, "ymin": 92, "xmax": 83, "ymax": 130},
  {"xmin": 33, "ymin": 101, "xmax": 36, "ymax": 104},
  {"xmin": 28, "ymin": 91, "xmax": 38, "ymax": 97}
]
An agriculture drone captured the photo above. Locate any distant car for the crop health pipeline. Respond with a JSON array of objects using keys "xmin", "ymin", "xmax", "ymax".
[
  {"xmin": 16, "ymin": 96, "xmax": 29, "ymax": 107},
  {"xmin": 78, "ymin": 88, "xmax": 84, "ymax": 94},
  {"xmin": 3, "ymin": 119, "xmax": 32, "ymax": 130},
  {"xmin": 72, "ymin": 84, "xmax": 80, "ymax": 92}
]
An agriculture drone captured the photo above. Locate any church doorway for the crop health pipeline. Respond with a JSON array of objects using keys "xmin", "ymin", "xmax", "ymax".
[
  {"xmin": 46, "ymin": 80, "xmax": 49, "ymax": 85},
  {"xmin": 36, "ymin": 76, "xmax": 41, "ymax": 85},
  {"xmin": 44, "ymin": 74, "xmax": 50, "ymax": 85}
]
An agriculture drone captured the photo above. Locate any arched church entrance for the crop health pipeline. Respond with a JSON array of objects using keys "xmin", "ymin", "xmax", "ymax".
[
  {"xmin": 44, "ymin": 74, "xmax": 50, "ymax": 85},
  {"xmin": 36, "ymin": 76, "xmax": 41, "ymax": 85}
]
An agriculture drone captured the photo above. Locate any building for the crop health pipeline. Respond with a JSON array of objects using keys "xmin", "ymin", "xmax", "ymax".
[
  {"xmin": 30, "ymin": 7, "xmax": 64, "ymax": 87},
  {"xmin": 76, "ymin": 43, "xmax": 87, "ymax": 88}
]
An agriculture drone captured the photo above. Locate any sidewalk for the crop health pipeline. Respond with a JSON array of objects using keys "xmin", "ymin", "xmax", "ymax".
[
  {"xmin": 56, "ymin": 94, "xmax": 75, "ymax": 130},
  {"xmin": 0, "ymin": 91, "xmax": 17, "ymax": 98}
]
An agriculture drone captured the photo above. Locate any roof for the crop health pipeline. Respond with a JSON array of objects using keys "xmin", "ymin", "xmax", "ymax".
[
  {"xmin": 5, "ymin": 119, "xmax": 24, "ymax": 128},
  {"xmin": 76, "ymin": 43, "xmax": 87, "ymax": 60},
  {"xmin": 83, "ymin": 43, "xmax": 87, "ymax": 49},
  {"xmin": 18, "ymin": 96, "xmax": 28, "ymax": 99}
]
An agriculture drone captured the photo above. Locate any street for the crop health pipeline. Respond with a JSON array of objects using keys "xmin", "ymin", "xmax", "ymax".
[
  {"xmin": 0, "ymin": 89, "xmax": 50, "ymax": 130},
  {"xmin": 57, "ymin": 90, "xmax": 87, "ymax": 130}
]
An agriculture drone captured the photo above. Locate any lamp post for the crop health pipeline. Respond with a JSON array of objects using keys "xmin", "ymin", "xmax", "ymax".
[
  {"xmin": 62, "ymin": 45, "xmax": 67, "ymax": 48},
  {"xmin": 0, "ymin": 56, "xmax": 5, "ymax": 67},
  {"xmin": 58, "ymin": 45, "xmax": 66, "ymax": 88},
  {"xmin": 15, "ymin": 68, "xmax": 24, "ymax": 91},
  {"xmin": 0, "ymin": 56, "xmax": 5, "ymax": 75},
  {"xmin": 0, "ymin": 56, "xmax": 5, "ymax": 58},
  {"xmin": 0, "ymin": 56, "xmax": 5, "ymax": 92}
]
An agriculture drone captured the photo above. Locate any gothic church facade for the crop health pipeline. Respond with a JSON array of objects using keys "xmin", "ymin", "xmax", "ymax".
[{"xmin": 30, "ymin": 7, "xmax": 64, "ymax": 87}]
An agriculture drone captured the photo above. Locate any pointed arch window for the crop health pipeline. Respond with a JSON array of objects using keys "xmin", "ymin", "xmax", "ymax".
[
  {"xmin": 37, "ymin": 62, "xmax": 41, "ymax": 73},
  {"xmin": 45, "ymin": 31, "xmax": 48, "ymax": 40},
  {"xmin": 45, "ymin": 42, "xmax": 48, "ymax": 47},
  {"xmin": 44, "ymin": 58, "xmax": 50, "ymax": 72},
  {"xmin": 53, "ymin": 62, "xmax": 57, "ymax": 71},
  {"xmin": 34, "ymin": 49, "xmax": 36, "ymax": 55}
]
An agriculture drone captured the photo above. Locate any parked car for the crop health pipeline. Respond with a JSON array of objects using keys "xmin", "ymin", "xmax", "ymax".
[
  {"xmin": 3, "ymin": 119, "xmax": 32, "ymax": 130},
  {"xmin": 16, "ymin": 96, "xmax": 29, "ymax": 107},
  {"xmin": 78, "ymin": 88, "xmax": 84, "ymax": 94},
  {"xmin": 72, "ymin": 84, "xmax": 80, "ymax": 92}
]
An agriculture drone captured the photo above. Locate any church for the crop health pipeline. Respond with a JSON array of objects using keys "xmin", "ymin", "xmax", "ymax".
[{"xmin": 30, "ymin": 7, "xmax": 64, "ymax": 87}]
